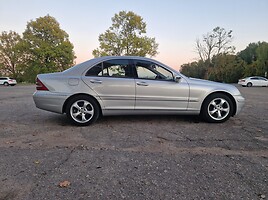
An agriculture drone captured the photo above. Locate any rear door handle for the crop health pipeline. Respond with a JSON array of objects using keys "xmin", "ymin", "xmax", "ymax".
[
  {"xmin": 90, "ymin": 79, "xmax": 102, "ymax": 84},
  {"xmin": 136, "ymin": 81, "xmax": 149, "ymax": 86}
]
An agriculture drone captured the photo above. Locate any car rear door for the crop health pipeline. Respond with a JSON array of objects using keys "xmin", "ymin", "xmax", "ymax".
[
  {"xmin": 259, "ymin": 77, "xmax": 268, "ymax": 86},
  {"xmin": 82, "ymin": 59, "xmax": 135, "ymax": 110}
]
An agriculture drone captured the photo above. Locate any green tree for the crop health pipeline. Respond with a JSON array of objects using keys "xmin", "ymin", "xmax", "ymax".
[
  {"xmin": 237, "ymin": 42, "xmax": 258, "ymax": 64},
  {"xmin": 243, "ymin": 63, "xmax": 257, "ymax": 77},
  {"xmin": 0, "ymin": 31, "xmax": 25, "ymax": 79},
  {"xmin": 180, "ymin": 60, "xmax": 206, "ymax": 78},
  {"xmin": 255, "ymin": 42, "xmax": 268, "ymax": 76},
  {"xmin": 93, "ymin": 11, "xmax": 158, "ymax": 57},
  {"xmin": 238, "ymin": 41, "xmax": 268, "ymax": 77},
  {"xmin": 22, "ymin": 15, "xmax": 75, "ymax": 82},
  {"xmin": 209, "ymin": 54, "xmax": 245, "ymax": 83}
]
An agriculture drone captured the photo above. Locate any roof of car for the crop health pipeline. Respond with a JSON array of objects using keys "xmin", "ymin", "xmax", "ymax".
[
  {"xmin": 248, "ymin": 76, "xmax": 266, "ymax": 78},
  {"xmin": 63, "ymin": 56, "xmax": 179, "ymax": 76}
]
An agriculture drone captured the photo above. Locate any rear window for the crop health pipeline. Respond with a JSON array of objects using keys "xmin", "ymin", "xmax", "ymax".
[{"xmin": 85, "ymin": 59, "xmax": 133, "ymax": 78}]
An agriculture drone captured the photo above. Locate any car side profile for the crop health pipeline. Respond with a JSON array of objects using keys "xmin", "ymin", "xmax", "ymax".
[
  {"xmin": 33, "ymin": 56, "xmax": 245, "ymax": 126},
  {"xmin": 0, "ymin": 77, "xmax": 17, "ymax": 86},
  {"xmin": 238, "ymin": 76, "xmax": 268, "ymax": 87}
]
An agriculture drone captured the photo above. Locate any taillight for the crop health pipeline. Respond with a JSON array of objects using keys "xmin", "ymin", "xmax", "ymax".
[{"xmin": 36, "ymin": 77, "xmax": 49, "ymax": 91}]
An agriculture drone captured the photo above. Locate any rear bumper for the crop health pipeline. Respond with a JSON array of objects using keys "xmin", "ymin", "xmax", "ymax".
[{"xmin": 33, "ymin": 91, "xmax": 69, "ymax": 114}]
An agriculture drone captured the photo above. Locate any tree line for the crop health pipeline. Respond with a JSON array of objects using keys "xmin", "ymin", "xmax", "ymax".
[
  {"xmin": 0, "ymin": 12, "xmax": 267, "ymax": 83},
  {"xmin": 181, "ymin": 27, "xmax": 268, "ymax": 83}
]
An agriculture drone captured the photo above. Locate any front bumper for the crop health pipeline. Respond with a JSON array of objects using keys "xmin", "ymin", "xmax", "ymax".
[{"xmin": 234, "ymin": 95, "xmax": 245, "ymax": 115}]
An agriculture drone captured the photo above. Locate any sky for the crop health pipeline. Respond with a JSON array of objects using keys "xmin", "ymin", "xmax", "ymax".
[{"xmin": 1, "ymin": 0, "xmax": 268, "ymax": 70}]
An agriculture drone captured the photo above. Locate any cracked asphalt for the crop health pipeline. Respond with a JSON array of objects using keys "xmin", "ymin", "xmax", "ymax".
[{"xmin": 0, "ymin": 84, "xmax": 267, "ymax": 200}]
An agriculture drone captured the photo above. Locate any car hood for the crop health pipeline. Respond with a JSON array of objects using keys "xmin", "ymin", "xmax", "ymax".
[{"xmin": 188, "ymin": 77, "xmax": 227, "ymax": 85}]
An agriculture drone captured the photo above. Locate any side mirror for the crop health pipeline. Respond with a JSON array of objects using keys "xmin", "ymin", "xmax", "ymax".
[{"xmin": 174, "ymin": 76, "xmax": 182, "ymax": 83}]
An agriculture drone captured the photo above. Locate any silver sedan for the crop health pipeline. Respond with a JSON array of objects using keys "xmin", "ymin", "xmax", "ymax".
[{"xmin": 33, "ymin": 56, "xmax": 245, "ymax": 125}]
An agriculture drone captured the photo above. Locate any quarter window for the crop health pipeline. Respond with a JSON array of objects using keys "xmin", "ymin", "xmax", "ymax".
[{"xmin": 86, "ymin": 63, "xmax": 102, "ymax": 76}]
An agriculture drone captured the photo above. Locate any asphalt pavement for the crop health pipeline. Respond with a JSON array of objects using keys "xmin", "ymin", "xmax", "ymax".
[{"xmin": 0, "ymin": 84, "xmax": 267, "ymax": 200}]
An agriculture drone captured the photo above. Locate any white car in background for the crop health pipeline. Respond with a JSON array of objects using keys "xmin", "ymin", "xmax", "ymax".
[
  {"xmin": 238, "ymin": 76, "xmax": 268, "ymax": 87},
  {"xmin": 0, "ymin": 77, "xmax": 17, "ymax": 86}
]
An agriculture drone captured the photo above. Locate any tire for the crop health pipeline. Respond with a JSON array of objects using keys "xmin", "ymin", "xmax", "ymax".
[
  {"xmin": 66, "ymin": 95, "xmax": 100, "ymax": 126},
  {"xmin": 201, "ymin": 93, "xmax": 234, "ymax": 123},
  {"xmin": 3, "ymin": 82, "xmax": 9, "ymax": 86},
  {"xmin": 247, "ymin": 82, "xmax": 252, "ymax": 87}
]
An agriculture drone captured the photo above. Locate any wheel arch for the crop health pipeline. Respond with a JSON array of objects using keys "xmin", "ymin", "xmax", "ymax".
[
  {"xmin": 62, "ymin": 93, "xmax": 102, "ymax": 115},
  {"xmin": 201, "ymin": 91, "xmax": 237, "ymax": 116}
]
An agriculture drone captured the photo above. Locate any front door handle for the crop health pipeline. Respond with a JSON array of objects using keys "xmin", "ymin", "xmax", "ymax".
[
  {"xmin": 90, "ymin": 79, "xmax": 102, "ymax": 84},
  {"xmin": 136, "ymin": 81, "xmax": 149, "ymax": 86}
]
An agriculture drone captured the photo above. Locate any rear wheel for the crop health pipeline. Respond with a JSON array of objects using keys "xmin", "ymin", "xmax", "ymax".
[
  {"xmin": 201, "ymin": 93, "xmax": 234, "ymax": 123},
  {"xmin": 66, "ymin": 95, "xmax": 100, "ymax": 126},
  {"xmin": 247, "ymin": 82, "xmax": 252, "ymax": 87},
  {"xmin": 3, "ymin": 82, "xmax": 9, "ymax": 86}
]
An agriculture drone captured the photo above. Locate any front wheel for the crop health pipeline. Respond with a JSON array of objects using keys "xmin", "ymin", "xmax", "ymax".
[
  {"xmin": 3, "ymin": 82, "xmax": 9, "ymax": 86},
  {"xmin": 201, "ymin": 93, "xmax": 234, "ymax": 123},
  {"xmin": 66, "ymin": 95, "xmax": 100, "ymax": 126}
]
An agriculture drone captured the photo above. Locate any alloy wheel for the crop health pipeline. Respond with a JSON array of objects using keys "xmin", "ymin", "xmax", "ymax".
[
  {"xmin": 70, "ymin": 100, "xmax": 94, "ymax": 123},
  {"xmin": 207, "ymin": 98, "xmax": 230, "ymax": 121}
]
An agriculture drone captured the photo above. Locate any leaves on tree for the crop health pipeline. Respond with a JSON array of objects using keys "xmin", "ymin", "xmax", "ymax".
[{"xmin": 92, "ymin": 11, "xmax": 158, "ymax": 58}]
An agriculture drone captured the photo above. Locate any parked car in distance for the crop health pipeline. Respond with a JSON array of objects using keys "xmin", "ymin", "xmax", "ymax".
[
  {"xmin": 0, "ymin": 77, "xmax": 17, "ymax": 86},
  {"xmin": 33, "ymin": 56, "xmax": 245, "ymax": 126},
  {"xmin": 238, "ymin": 76, "xmax": 268, "ymax": 87}
]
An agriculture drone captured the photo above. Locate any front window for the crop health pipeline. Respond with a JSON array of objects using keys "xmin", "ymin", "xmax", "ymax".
[{"xmin": 135, "ymin": 60, "xmax": 173, "ymax": 81}]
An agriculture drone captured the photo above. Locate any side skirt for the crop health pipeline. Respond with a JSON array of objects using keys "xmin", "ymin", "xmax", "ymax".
[{"xmin": 102, "ymin": 109, "xmax": 200, "ymax": 116}]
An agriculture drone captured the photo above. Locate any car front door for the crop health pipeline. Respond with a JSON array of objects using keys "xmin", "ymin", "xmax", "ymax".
[
  {"xmin": 82, "ymin": 59, "xmax": 135, "ymax": 110},
  {"xmin": 259, "ymin": 77, "xmax": 268, "ymax": 86},
  {"xmin": 133, "ymin": 59, "xmax": 189, "ymax": 110}
]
